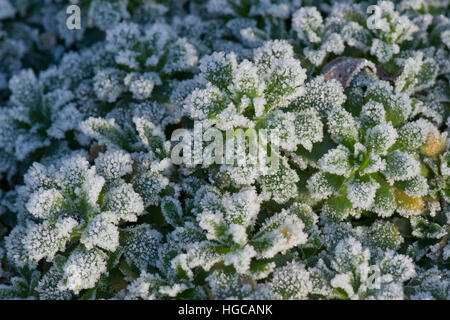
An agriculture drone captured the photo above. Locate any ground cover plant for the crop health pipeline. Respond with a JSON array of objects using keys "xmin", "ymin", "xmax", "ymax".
[{"xmin": 0, "ymin": 0, "xmax": 449, "ymax": 300}]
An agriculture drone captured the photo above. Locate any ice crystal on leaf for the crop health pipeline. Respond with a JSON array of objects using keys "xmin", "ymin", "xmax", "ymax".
[{"xmin": 0, "ymin": 0, "xmax": 449, "ymax": 301}]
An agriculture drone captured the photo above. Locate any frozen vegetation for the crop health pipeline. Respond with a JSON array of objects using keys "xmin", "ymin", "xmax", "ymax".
[{"xmin": 0, "ymin": 0, "xmax": 449, "ymax": 300}]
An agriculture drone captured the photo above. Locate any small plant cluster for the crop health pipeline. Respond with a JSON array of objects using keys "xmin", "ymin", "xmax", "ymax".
[{"xmin": 0, "ymin": 0, "xmax": 449, "ymax": 300}]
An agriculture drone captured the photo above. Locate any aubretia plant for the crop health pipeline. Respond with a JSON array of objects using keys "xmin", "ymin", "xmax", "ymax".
[{"xmin": 0, "ymin": 0, "xmax": 449, "ymax": 300}]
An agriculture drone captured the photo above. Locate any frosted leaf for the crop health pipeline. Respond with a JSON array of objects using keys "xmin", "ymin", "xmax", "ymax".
[
  {"xmin": 223, "ymin": 187, "xmax": 261, "ymax": 227},
  {"xmin": 290, "ymin": 76, "xmax": 346, "ymax": 116},
  {"xmin": 365, "ymin": 122, "xmax": 398, "ymax": 155},
  {"xmin": 230, "ymin": 59, "xmax": 263, "ymax": 100},
  {"xmin": 395, "ymin": 52, "xmax": 438, "ymax": 94},
  {"xmin": 78, "ymin": 171, "xmax": 106, "ymax": 213},
  {"xmin": 159, "ymin": 283, "xmax": 192, "ymax": 299},
  {"xmin": 184, "ymin": 84, "xmax": 229, "ymax": 120},
  {"xmin": 330, "ymin": 273, "xmax": 354, "ymax": 298},
  {"xmin": 395, "ymin": 175, "xmax": 429, "ymax": 197},
  {"xmin": 24, "ymin": 162, "xmax": 55, "ymax": 192},
  {"xmin": 215, "ymin": 104, "xmax": 254, "ymax": 131},
  {"xmin": 383, "ymin": 150, "xmax": 421, "ymax": 182},
  {"xmin": 318, "ymin": 145, "xmax": 353, "ymax": 178},
  {"xmin": 218, "ymin": 162, "xmax": 261, "ymax": 186},
  {"xmin": 197, "ymin": 210, "xmax": 226, "ymax": 242},
  {"xmin": 346, "ymin": 177, "xmax": 379, "ymax": 210},
  {"xmin": 132, "ymin": 100, "xmax": 181, "ymax": 131},
  {"xmin": 170, "ymin": 78, "xmax": 202, "ymax": 106},
  {"xmin": 8, "ymin": 69, "xmax": 41, "ymax": 109},
  {"xmin": 25, "ymin": 188, "xmax": 65, "ymax": 220},
  {"xmin": 288, "ymin": 204, "xmax": 317, "ymax": 233},
  {"xmin": 105, "ymin": 22, "xmax": 140, "ymax": 67},
  {"xmin": 124, "ymin": 271, "xmax": 165, "ymax": 300},
  {"xmin": 0, "ymin": 110, "xmax": 16, "ymax": 153},
  {"xmin": 60, "ymin": 248, "xmax": 108, "ymax": 294},
  {"xmin": 394, "ymin": 190, "xmax": 424, "ymax": 217},
  {"xmin": 223, "ymin": 245, "xmax": 256, "ymax": 274},
  {"xmin": 80, "ymin": 117, "xmax": 128, "ymax": 150},
  {"xmin": 13, "ymin": 134, "xmax": 51, "ymax": 162},
  {"xmin": 370, "ymin": 183, "xmax": 396, "ymax": 217},
  {"xmin": 261, "ymin": 110, "xmax": 297, "ymax": 151},
  {"xmin": 93, "ymin": 68, "xmax": 125, "ymax": 103},
  {"xmin": 261, "ymin": 55, "xmax": 306, "ymax": 108},
  {"xmin": 360, "ymin": 153, "xmax": 386, "ymax": 175},
  {"xmin": 0, "ymin": 0, "xmax": 15, "ymax": 20},
  {"xmin": 292, "ymin": 7, "xmax": 323, "ymax": 43},
  {"xmin": 327, "ymin": 108, "xmax": 359, "ymax": 145},
  {"xmin": 258, "ymin": 156, "xmax": 299, "ymax": 204},
  {"xmin": 269, "ymin": 262, "xmax": 312, "ymax": 300},
  {"xmin": 80, "ymin": 213, "xmax": 119, "ymax": 252},
  {"xmin": 226, "ymin": 223, "xmax": 246, "ymax": 247},
  {"xmin": 199, "ymin": 52, "xmax": 236, "ymax": 90},
  {"xmin": 251, "ymin": 209, "xmax": 307, "ymax": 259},
  {"xmin": 123, "ymin": 72, "xmax": 159, "ymax": 100},
  {"xmin": 443, "ymin": 244, "xmax": 450, "ymax": 261},
  {"xmin": 36, "ymin": 258, "xmax": 72, "ymax": 300},
  {"xmin": 87, "ymin": 0, "xmax": 128, "ymax": 31},
  {"xmin": 53, "ymin": 155, "xmax": 96, "ymax": 191},
  {"xmin": 163, "ymin": 38, "xmax": 198, "ymax": 74},
  {"xmin": 205, "ymin": 269, "xmax": 273, "ymax": 299},
  {"xmin": 168, "ymin": 222, "xmax": 206, "ymax": 250},
  {"xmin": 321, "ymin": 194, "xmax": 353, "ymax": 221},
  {"xmin": 194, "ymin": 185, "xmax": 224, "ymax": 214},
  {"xmin": 253, "ymin": 40, "xmax": 295, "ymax": 71},
  {"xmin": 367, "ymin": 221, "xmax": 403, "ymax": 250},
  {"xmin": 322, "ymin": 33, "xmax": 345, "ymax": 56},
  {"xmin": 121, "ymin": 225, "xmax": 162, "ymax": 270},
  {"xmin": 407, "ymin": 267, "xmax": 450, "ymax": 300},
  {"xmin": 133, "ymin": 117, "xmax": 166, "ymax": 155},
  {"xmin": 46, "ymin": 102, "xmax": 82, "ymax": 140},
  {"xmin": 104, "ymin": 183, "xmax": 144, "ymax": 222},
  {"xmin": 341, "ymin": 22, "xmax": 371, "ymax": 51},
  {"xmin": 369, "ymin": 1, "xmax": 419, "ymax": 45},
  {"xmin": 58, "ymin": 51, "xmax": 92, "ymax": 84},
  {"xmin": 440, "ymin": 151, "xmax": 450, "ymax": 176},
  {"xmin": 371, "ymin": 40, "xmax": 399, "ymax": 63},
  {"xmin": 396, "ymin": 119, "xmax": 437, "ymax": 151},
  {"xmin": 365, "ymin": 80, "xmax": 412, "ymax": 127},
  {"xmin": 95, "ymin": 150, "xmax": 133, "ymax": 181},
  {"xmin": 23, "ymin": 217, "xmax": 78, "ymax": 263},
  {"xmin": 303, "ymin": 48, "xmax": 327, "ymax": 66},
  {"xmin": 331, "ymin": 237, "xmax": 369, "ymax": 273},
  {"xmin": 4, "ymin": 225, "xmax": 35, "ymax": 268},
  {"xmin": 379, "ymin": 251, "xmax": 416, "ymax": 282},
  {"xmin": 294, "ymin": 108, "xmax": 323, "ymax": 151},
  {"xmin": 183, "ymin": 241, "xmax": 225, "ymax": 271},
  {"xmin": 410, "ymin": 216, "xmax": 446, "ymax": 239},
  {"xmin": 206, "ymin": 269, "xmax": 246, "ymax": 299},
  {"xmin": 161, "ymin": 196, "xmax": 183, "ymax": 226},
  {"xmin": 133, "ymin": 170, "xmax": 169, "ymax": 207},
  {"xmin": 307, "ymin": 172, "xmax": 342, "ymax": 200}
]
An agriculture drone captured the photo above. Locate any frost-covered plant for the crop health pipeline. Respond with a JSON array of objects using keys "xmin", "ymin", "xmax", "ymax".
[
  {"xmin": 0, "ymin": 0, "xmax": 449, "ymax": 301},
  {"xmin": 183, "ymin": 0, "xmax": 302, "ymax": 56},
  {"xmin": 290, "ymin": 1, "xmax": 431, "ymax": 67},
  {"xmin": 93, "ymin": 21, "xmax": 198, "ymax": 102},
  {"xmin": 0, "ymin": 69, "xmax": 82, "ymax": 181},
  {"xmin": 310, "ymin": 236, "xmax": 416, "ymax": 299},
  {"xmin": 2, "ymin": 152, "xmax": 143, "ymax": 296},
  {"xmin": 180, "ymin": 40, "xmax": 325, "ymax": 204},
  {"xmin": 294, "ymin": 67, "xmax": 447, "ymax": 221}
]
